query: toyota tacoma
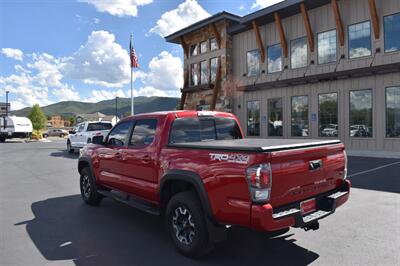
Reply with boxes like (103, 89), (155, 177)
(78, 110), (350, 257)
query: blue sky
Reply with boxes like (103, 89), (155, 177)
(0, 0), (280, 110)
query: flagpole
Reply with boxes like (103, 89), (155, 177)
(130, 33), (134, 116)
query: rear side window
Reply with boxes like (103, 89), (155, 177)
(129, 119), (158, 146)
(106, 122), (131, 146)
(87, 123), (112, 131)
(169, 117), (242, 144)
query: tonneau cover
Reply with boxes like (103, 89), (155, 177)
(168, 138), (341, 152)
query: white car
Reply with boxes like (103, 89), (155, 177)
(67, 121), (112, 153)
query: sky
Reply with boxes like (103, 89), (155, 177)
(0, 0), (283, 110)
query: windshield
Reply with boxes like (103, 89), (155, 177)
(169, 117), (242, 144)
(87, 123), (112, 131)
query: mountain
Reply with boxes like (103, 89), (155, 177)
(11, 96), (180, 117)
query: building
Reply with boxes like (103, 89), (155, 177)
(75, 112), (119, 125)
(0, 102), (10, 116)
(48, 115), (67, 128)
(165, 0), (400, 152)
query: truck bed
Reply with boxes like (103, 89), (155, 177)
(168, 138), (341, 152)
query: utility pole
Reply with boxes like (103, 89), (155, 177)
(115, 96), (118, 122)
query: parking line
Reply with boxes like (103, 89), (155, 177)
(348, 161), (400, 178)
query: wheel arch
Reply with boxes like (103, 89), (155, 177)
(160, 169), (216, 224)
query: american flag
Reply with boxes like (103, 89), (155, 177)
(130, 34), (139, 68)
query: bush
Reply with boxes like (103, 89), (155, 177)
(31, 131), (42, 140)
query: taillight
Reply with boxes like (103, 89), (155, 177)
(246, 163), (272, 204)
(343, 150), (348, 180)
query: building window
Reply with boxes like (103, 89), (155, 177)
(210, 38), (218, 51)
(291, 37), (308, 69)
(386, 86), (400, 138)
(190, 63), (199, 86)
(210, 57), (218, 83)
(384, 13), (400, 53)
(349, 21), (372, 59)
(350, 89), (373, 137)
(200, 61), (208, 84)
(267, 43), (282, 73)
(291, 95), (309, 137)
(246, 50), (260, 77)
(268, 98), (283, 137)
(318, 30), (337, 64)
(247, 101), (260, 136)
(319, 93), (338, 137)
(200, 41), (208, 54)
(190, 44), (199, 57)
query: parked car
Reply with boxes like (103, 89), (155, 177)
(350, 125), (368, 137)
(321, 124), (338, 137)
(78, 111), (350, 258)
(42, 128), (68, 138)
(67, 121), (112, 153)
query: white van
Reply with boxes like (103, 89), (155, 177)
(0, 116), (33, 142)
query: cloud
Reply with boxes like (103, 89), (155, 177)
(251, 0), (284, 9)
(150, 0), (210, 37)
(349, 47), (371, 59)
(62, 30), (131, 88)
(84, 88), (127, 102)
(1, 48), (23, 61)
(78, 0), (153, 17)
(138, 51), (183, 97)
(52, 84), (81, 101)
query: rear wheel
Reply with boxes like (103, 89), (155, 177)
(60, 133), (65, 138)
(0, 135), (5, 143)
(43, 134), (48, 138)
(80, 167), (102, 206)
(166, 192), (213, 258)
(67, 140), (74, 153)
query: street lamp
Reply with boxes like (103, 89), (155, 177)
(5, 89), (9, 117)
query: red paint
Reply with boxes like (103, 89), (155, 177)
(81, 110), (350, 232)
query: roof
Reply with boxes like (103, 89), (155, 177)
(165, 0), (332, 41)
(164, 12), (241, 44)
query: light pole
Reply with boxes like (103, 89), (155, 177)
(5, 89), (9, 117)
(115, 96), (118, 121)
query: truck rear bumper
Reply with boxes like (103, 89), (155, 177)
(250, 180), (351, 231)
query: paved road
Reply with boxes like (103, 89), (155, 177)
(0, 140), (399, 266)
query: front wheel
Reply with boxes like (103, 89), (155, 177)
(80, 167), (102, 206)
(67, 140), (74, 153)
(166, 192), (213, 258)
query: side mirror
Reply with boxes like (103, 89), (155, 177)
(92, 135), (104, 145)
(69, 130), (76, 134)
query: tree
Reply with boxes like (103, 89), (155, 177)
(69, 116), (76, 127)
(28, 104), (47, 135)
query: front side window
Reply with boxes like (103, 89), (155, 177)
(384, 13), (400, 53)
(247, 101), (260, 136)
(200, 41), (207, 54)
(210, 38), (218, 51)
(200, 60), (208, 84)
(210, 57), (218, 83)
(291, 37), (308, 69)
(267, 43), (282, 73)
(350, 89), (373, 137)
(169, 117), (242, 144)
(129, 119), (157, 146)
(190, 44), (199, 57)
(107, 121), (131, 146)
(291, 95), (309, 137)
(246, 50), (260, 77)
(349, 21), (372, 59)
(318, 30), (337, 64)
(190, 63), (199, 86)
(268, 98), (283, 137)
(319, 93), (338, 137)
(386, 87), (400, 138)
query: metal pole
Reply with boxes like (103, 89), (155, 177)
(115, 96), (118, 121)
(5, 91), (9, 116)
(131, 67), (134, 116)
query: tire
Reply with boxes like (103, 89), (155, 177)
(0, 136), (5, 143)
(67, 140), (74, 153)
(80, 167), (103, 206)
(60, 134), (65, 138)
(43, 134), (48, 138)
(166, 191), (213, 258)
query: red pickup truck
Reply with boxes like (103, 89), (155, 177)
(78, 110), (350, 257)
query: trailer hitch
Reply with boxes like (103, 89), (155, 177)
(303, 221), (319, 231)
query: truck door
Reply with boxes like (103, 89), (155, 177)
(121, 118), (158, 201)
(96, 121), (133, 190)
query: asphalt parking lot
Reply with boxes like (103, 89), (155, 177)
(0, 140), (399, 266)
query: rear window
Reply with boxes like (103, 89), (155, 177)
(169, 117), (242, 144)
(87, 123), (112, 131)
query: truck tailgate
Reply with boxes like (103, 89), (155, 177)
(269, 143), (346, 207)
